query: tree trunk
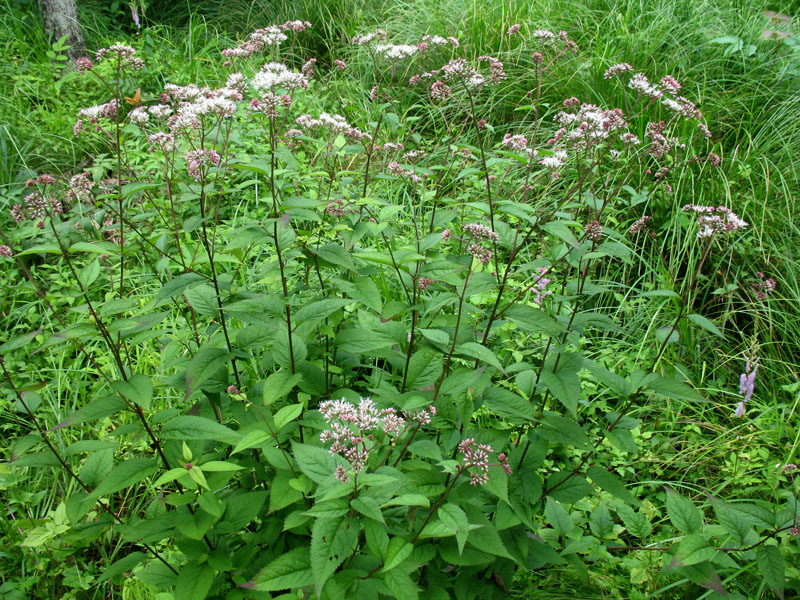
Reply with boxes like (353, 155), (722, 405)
(38, 0), (86, 62)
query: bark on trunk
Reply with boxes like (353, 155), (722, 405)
(38, 0), (86, 62)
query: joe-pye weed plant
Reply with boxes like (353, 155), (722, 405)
(1, 18), (798, 600)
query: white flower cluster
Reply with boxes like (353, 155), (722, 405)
(251, 63), (310, 94)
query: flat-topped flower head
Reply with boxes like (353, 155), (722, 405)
(252, 62), (309, 94)
(683, 204), (748, 238)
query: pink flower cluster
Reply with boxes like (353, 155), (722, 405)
(629, 215), (651, 235)
(751, 272), (777, 300)
(682, 204), (748, 238)
(186, 148), (221, 180)
(735, 358), (758, 418)
(463, 223), (499, 242)
(96, 44), (144, 70)
(457, 438), (511, 486)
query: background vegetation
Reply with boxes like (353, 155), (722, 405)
(1, 0), (798, 598)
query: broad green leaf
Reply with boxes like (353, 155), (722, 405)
(294, 298), (351, 325)
(110, 374), (153, 410)
(382, 537), (414, 572)
(454, 342), (505, 374)
(253, 547), (313, 591)
(352, 497), (385, 524)
(382, 494), (430, 508)
(540, 353), (582, 416)
(669, 534), (716, 567)
(544, 498), (573, 537)
(198, 460), (243, 472)
(161, 416), (240, 445)
(184, 347), (231, 399)
(50, 395), (127, 430)
(677, 561), (726, 596)
(710, 496), (755, 546)
(606, 428), (638, 455)
(482, 387), (533, 423)
(505, 304), (564, 337)
(311, 516), (359, 596)
(686, 313), (725, 339)
(97, 552), (146, 583)
(174, 506), (216, 539)
(538, 412), (590, 449)
(589, 503), (615, 539)
(273, 329), (307, 369)
(438, 504), (469, 554)
(757, 545), (785, 599)
(273, 403), (304, 431)
(293, 442), (344, 484)
(174, 562), (215, 600)
(232, 430), (271, 454)
(405, 349), (443, 389)
(383, 569), (419, 600)
(269, 470), (304, 513)
(365, 519), (389, 558)
(665, 487), (703, 534)
(647, 376), (705, 403)
(615, 502), (652, 539)
(85, 458), (156, 505)
(0, 329), (43, 355)
(80, 449), (114, 487)
(155, 273), (205, 301)
(335, 327), (394, 353)
(546, 473), (593, 504)
(417, 328), (449, 346)
(183, 284), (219, 316)
(587, 466), (638, 506)
(262, 371), (302, 406)
(313, 243), (356, 271)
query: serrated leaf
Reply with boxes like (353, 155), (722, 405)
(615, 502), (652, 539)
(269, 470), (304, 513)
(110, 375), (152, 410)
(232, 430), (271, 454)
(384, 568), (419, 600)
(757, 545), (784, 599)
(0, 329), (43, 355)
(382, 537), (414, 572)
(183, 284), (219, 316)
(84, 458), (156, 506)
(161, 416), (240, 445)
(665, 487), (703, 534)
(184, 347), (232, 399)
(293, 442), (345, 484)
(253, 547), (313, 591)
(273, 403), (303, 431)
(97, 551), (146, 583)
(174, 563), (215, 600)
(454, 342), (506, 374)
(589, 503), (615, 539)
(352, 497), (385, 524)
(587, 466), (638, 506)
(606, 428), (638, 455)
(262, 371), (302, 406)
(669, 534), (717, 567)
(365, 519), (389, 558)
(294, 298), (350, 325)
(311, 516), (359, 596)
(710, 496), (754, 546)
(545, 498), (573, 537)
(438, 504), (469, 554)
(482, 386), (533, 423)
(546, 473), (593, 504)
(540, 353), (582, 416)
(49, 395), (127, 431)
(538, 412), (590, 449)
(678, 561), (726, 596)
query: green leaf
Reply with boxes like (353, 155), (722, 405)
(665, 487), (703, 534)
(184, 347), (231, 399)
(313, 243), (356, 271)
(273, 403), (304, 431)
(50, 395), (127, 430)
(543, 221), (580, 249)
(80, 449), (114, 487)
(677, 561), (726, 596)
(232, 430), (271, 454)
(544, 497), (573, 537)
(97, 551), (146, 583)
(669, 534), (717, 567)
(606, 428), (638, 455)
(85, 458), (156, 505)
(198, 460), (243, 472)
(365, 518), (390, 558)
(540, 353), (582, 416)
(589, 503), (615, 539)
(253, 547), (313, 591)
(710, 496), (755, 546)
(311, 516), (359, 596)
(174, 562), (215, 600)
(614, 502), (652, 539)
(273, 329), (307, 369)
(546, 473), (593, 504)
(77, 258), (101, 289)
(505, 305), (564, 337)
(438, 504), (469, 554)
(161, 416), (240, 445)
(0, 329), (43, 355)
(382, 537), (414, 572)
(293, 442), (344, 484)
(183, 284), (219, 316)
(383, 570), (419, 600)
(335, 327), (394, 353)
(269, 470), (304, 513)
(294, 298), (351, 325)
(417, 328), (449, 346)
(647, 376), (705, 403)
(686, 313), (725, 339)
(482, 386), (533, 423)
(110, 375), (153, 410)
(352, 497), (385, 524)
(405, 349), (443, 389)
(587, 466), (638, 506)
(538, 412), (590, 449)
(757, 545), (785, 599)
(174, 506), (217, 539)
(454, 342), (506, 374)
(262, 371), (302, 406)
